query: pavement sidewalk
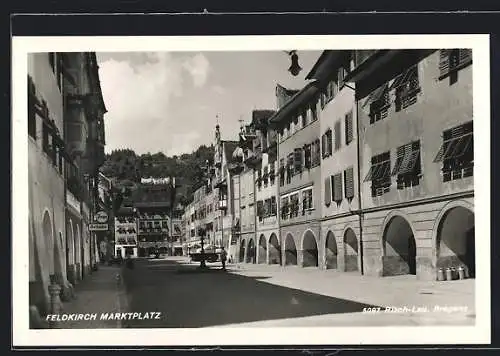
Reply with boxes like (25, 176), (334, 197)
(226, 262), (476, 325)
(55, 264), (128, 329)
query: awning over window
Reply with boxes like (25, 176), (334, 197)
(364, 160), (391, 182)
(392, 145), (420, 176)
(433, 133), (473, 162)
(361, 83), (389, 109)
(389, 66), (417, 90)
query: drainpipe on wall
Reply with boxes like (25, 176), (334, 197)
(353, 51), (365, 276)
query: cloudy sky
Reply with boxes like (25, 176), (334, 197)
(97, 50), (322, 156)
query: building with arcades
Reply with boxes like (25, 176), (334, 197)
(28, 51), (107, 324)
(344, 49), (474, 280)
(269, 81), (323, 268)
(306, 50), (362, 273)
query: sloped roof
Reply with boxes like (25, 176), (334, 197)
(223, 141), (240, 163)
(251, 109), (276, 128)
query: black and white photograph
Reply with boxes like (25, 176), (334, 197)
(12, 34), (490, 346)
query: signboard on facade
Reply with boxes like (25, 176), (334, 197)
(94, 211), (108, 223)
(141, 177), (175, 185)
(89, 223), (108, 231)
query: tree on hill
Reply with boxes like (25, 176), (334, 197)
(100, 145), (215, 207)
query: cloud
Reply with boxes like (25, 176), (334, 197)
(168, 131), (202, 156)
(98, 52), (211, 155)
(211, 85), (226, 95)
(182, 53), (210, 88)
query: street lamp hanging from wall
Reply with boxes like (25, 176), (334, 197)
(286, 50), (302, 77)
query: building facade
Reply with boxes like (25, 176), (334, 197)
(306, 50), (362, 272)
(270, 82), (323, 268)
(28, 52), (107, 321)
(345, 49), (474, 280)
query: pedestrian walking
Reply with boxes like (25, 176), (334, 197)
(220, 246), (227, 271)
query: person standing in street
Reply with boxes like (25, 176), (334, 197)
(220, 246), (227, 271)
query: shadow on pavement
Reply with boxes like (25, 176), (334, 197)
(121, 259), (381, 328)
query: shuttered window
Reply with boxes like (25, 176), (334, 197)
(439, 49), (472, 80)
(365, 151), (391, 197)
(434, 121), (474, 181)
(344, 167), (354, 199)
(326, 129), (333, 156)
(332, 174), (343, 203)
(345, 111), (353, 145)
(304, 144), (312, 169)
(334, 121), (341, 151)
(324, 177), (332, 206)
(294, 148), (303, 174)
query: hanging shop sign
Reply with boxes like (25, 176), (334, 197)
(94, 211), (109, 223)
(89, 223), (108, 231)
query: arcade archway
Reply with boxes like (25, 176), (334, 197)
(383, 216), (416, 275)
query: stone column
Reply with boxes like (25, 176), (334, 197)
(48, 284), (62, 328)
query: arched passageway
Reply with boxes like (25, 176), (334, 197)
(258, 234), (267, 264)
(246, 239), (256, 264)
(268, 233), (281, 265)
(325, 231), (338, 269)
(383, 216), (416, 276)
(343, 228), (359, 272)
(437, 206), (475, 278)
(239, 239), (246, 262)
(284, 234), (297, 266)
(302, 231), (318, 267)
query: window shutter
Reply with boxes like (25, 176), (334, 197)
(321, 134), (326, 158)
(345, 111), (353, 145)
(294, 148), (303, 172)
(334, 121), (341, 150)
(325, 177), (331, 206)
(333, 174), (343, 202)
(327, 130), (333, 155)
(439, 49), (450, 76)
(344, 167), (354, 199)
(459, 49), (472, 65)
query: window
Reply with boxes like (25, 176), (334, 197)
(392, 141), (421, 189)
(271, 196), (277, 216)
(393, 65), (420, 111)
(256, 169), (262, 190)
(439, 49), (472, 83)
(301, 111), (307, 127)
(257, 200), (264, 221)
(364, 151), (391, 197)
(332, 173), (343, 203)
(281, 197), (289, 220)
(338, 66), (347, 87)
(286, 153), (293, 183)
(345, 111), (354, 145)
(303, 144), (312, 169)
(369, 84), (390, 124)
(324, 177), (332, 207)
(42, 121), (51, 155)
(344, 167), (355, 199)
(311, 102), (318, 122)
(434, 121), (473, 181)
(311, 139), (321, 167)
(294, 148), (303, 175)
(302, 189), (313, 212)
(322, 129), (333, 159)
(263, 166), (269, 187)
(28, 76), (37, 139)
(334, 121), (342, 151)
(290, 193), (300, 218)
(279, 159), (285, 186)
(48, 53), (56, 73)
